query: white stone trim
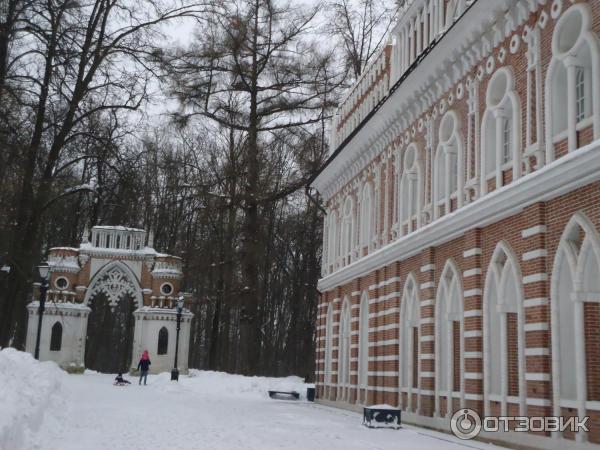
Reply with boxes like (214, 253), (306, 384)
(464, 330), (482, 338)
(524, 322), (549, 332)
(524, 297), (548, 308)
(521, 225), (547, 238)
(464, 309), (482, 318)
(421, 299), (435, 307)
(420, 281), (435, 290)
(420, 335), (435, 342)
(420, 372), (435, 378)
(526, 397), (551, 407)
(464, 352), (483, 359)
(463, 248), (482, 258)
(368, 339), (398, 347)
(523, 273), (548, 284)
(368, 276), (401, 291)
(369, 307), (399, 319)
(420, 264), (435, 272)
(369, 355), (399, 362)
(522, 249), (547, 261)
(464, 372), (483, 380)
(370, 323), (398, 333)
(525, 373), (551, 381)
(463, 268), (481, 277)
(368, 371), (397, 377)
(525, 347), (549, 356)
(464, 289), (482, 298)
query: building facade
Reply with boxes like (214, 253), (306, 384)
(310, 0), (600, 448)
(25, 226), (193, 374)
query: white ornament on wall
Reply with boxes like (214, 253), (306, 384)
(88, 265), (140, 308)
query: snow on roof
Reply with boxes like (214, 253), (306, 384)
(92, 225), (146, 232)
(49, 247), (79, 252)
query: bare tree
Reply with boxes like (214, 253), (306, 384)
(325, 0), (397, 80)
(0, 0), (208, 348)
(164, 0), (342, 375)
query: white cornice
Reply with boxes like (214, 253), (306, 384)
(317, 140), (600, 292)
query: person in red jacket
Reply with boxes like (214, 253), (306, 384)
(137, 350), (151, 385)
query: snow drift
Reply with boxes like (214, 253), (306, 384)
(0, 348), (65, 450)
(145, 369), (309, 400)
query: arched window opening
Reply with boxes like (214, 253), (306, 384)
(358, 292), (370, 402)
(338, 298), (352, 402)
(545, 4), (600, 159)
(50, 322), (62, 352)
(398, 145), (422, 235)
(360, 183), (373, 250)
(157, 327), (169, 355)
(576, 67), (586, 123)
(434, 111), (463, 219)
(481, 68), (521, 194)
(327, 210), (338, 269)
(399, 274), (420, 412)
(483, 243), (525, 417)
(324, 304), (334, 389)
(502, 118), (511, 164)
(435, 261), (464, 417)
(341, 197), (355, 265)
(551, 213), (600, 433)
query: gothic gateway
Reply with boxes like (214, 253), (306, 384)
(310, 1), (600, 448)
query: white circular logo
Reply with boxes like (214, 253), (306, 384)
(450, 408), (482, 440)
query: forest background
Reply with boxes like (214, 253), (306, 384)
(0, 0), (398, 377)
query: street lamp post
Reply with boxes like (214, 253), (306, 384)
(34, 262), (50, 360)
(171, 295), (184, 381)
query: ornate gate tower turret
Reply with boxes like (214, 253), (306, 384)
(25, 226), (194, 374)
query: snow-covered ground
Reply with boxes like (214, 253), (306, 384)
(1, 349), (507, 450)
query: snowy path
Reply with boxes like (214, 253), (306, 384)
(25, 370), (507, 450)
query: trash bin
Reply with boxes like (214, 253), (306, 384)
(307, 386), (315, 402)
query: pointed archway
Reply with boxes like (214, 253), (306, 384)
(84, 261), (142, 373)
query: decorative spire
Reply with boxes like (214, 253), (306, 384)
(147, 228), (154, 249)
(82, 223), (90, 244)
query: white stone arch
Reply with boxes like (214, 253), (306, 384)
(398, 144), (424, 235)
(358, 291), (370, 402)
(433, 110), (464, 219)
(337, 296), (352, 402)
(359, 181), (374, 250)
(480, 67), (522, 195)
(84, 260), (143, 308)
(327, 209), (338, 269)
(434, 259), (465, 417)
(341, 196), (356, 264)
(324, 303), (334, 389)
(399, 272), (421, 411)
(482, 241), (526, 417)
(545, 3), (600, 161)
(551, 212), (600, 442)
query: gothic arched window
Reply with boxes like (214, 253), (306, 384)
(50, 322), (62, 352)
(157, 327), (169, 355)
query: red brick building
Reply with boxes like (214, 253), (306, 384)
(309, 1), (600, 448)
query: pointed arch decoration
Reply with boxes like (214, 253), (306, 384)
(84, 261), (143, 308)
(324, 303), (335, 397)
(483, 241), (526, 417)
(358, 291), (370, 404)
(338, 296), (352, 402)
(551, 212), (600, 442)
(434, 259), (464, 417)
(399, 272), (420, 412)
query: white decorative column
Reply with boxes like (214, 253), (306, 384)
(130, 307), (194, 374)
(25, 302), (90, 373)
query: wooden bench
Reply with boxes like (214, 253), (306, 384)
(363, 404), (401, 429)
(268, 390), (300, 400)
